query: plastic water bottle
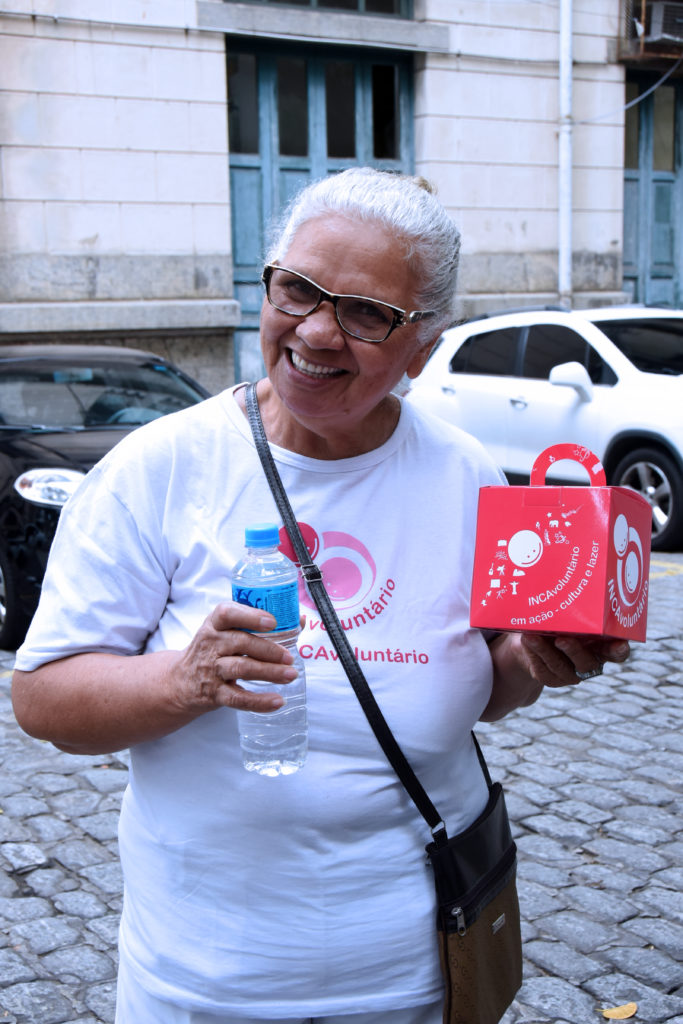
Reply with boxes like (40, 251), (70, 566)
(231, 523), (307, 776)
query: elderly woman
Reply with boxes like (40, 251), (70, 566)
(12, 168), (628, 1024)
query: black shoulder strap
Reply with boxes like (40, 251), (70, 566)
(245, 382), (491, 842)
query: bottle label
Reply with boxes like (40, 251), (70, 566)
(232, 580), (300, 631)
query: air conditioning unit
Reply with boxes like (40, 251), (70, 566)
(647, 1), (683, 43)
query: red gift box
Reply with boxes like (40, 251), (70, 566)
(470, 444), (651, 640)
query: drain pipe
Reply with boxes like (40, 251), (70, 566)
(558, 0), (573, 307)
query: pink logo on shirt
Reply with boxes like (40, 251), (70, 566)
(278, 524), (377, 612)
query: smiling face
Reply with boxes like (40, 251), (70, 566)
(258, 215), (436, 457)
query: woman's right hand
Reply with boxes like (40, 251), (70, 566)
(167, 601), (299, 716)
(12, 601), (299, 755)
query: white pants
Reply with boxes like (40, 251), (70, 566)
(115, 954), (443, 1024)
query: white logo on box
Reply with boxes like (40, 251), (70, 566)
(613, 513), (644, 607)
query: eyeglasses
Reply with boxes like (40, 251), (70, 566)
(262, 264), (437, 344)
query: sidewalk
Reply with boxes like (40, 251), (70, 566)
(495, 552), (683, 1023)
(0, 554), (681, 1023)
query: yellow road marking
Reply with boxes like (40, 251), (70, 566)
(649, 558), (683, 578)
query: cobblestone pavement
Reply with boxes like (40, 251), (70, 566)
(0, 555), (681, 1023)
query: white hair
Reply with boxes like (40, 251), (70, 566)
(266, 167), (461, 343)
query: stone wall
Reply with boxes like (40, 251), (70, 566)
(0, 0), (631, 359)
(415, 0), (627, 309)
(0, 3), (239, 383)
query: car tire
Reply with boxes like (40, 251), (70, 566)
(613, 447), (683, 552)
(0, 547), (30, 651)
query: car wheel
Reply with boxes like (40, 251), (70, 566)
(613, 447), (683, 552)
(0, 547), (30, 651)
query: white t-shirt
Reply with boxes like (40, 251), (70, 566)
(17, 386), (505, 1015)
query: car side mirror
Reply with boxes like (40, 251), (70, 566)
(549, 361), (593, 402)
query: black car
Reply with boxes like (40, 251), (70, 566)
(0, 344), (211, 650)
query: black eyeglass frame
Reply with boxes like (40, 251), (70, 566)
(262, 264), (437, 343)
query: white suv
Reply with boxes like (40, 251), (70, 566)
(407, 306), (683, 551)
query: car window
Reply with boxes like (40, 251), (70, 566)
(522, 325), (586, 379)
(449, 328), (519, 375)
(0, 360), (206, 428)
(522, 325), (617, 385)
(595, 318), (683, 375)
(586, 345), (618, 385)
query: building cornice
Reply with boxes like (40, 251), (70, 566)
(196, 1), (449, 53)
(0, 300), (241, 335)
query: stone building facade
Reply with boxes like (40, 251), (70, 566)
(1, 1), (679, 391)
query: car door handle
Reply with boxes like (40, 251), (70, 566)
(510, 396), (528, 409)
(441, 385), (457, 396)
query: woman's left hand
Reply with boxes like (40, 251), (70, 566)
(517, 632), (630, 687)
(482, 631), (631, 721)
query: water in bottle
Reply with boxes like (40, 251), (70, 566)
(231, 523), (307, 776)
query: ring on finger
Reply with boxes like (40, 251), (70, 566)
(576, 666), (603, 680)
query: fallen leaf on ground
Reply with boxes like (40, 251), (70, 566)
(601, 1003), (638, 1019)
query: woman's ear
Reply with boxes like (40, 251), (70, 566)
(405, 337), (439, 379)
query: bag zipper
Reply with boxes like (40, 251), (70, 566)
(452, 906), (467, 936)
(446, 843), (516, 936)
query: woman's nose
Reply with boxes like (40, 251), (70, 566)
(295, 301), (346, 349)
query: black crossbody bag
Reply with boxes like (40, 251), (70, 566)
(245, 383), (523, 1024)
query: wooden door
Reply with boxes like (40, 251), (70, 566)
(624, 76), (683, 307)
(227, 41), (414, 381)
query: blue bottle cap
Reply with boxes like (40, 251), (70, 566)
(245, 523), (280, 548)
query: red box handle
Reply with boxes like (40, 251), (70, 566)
(529, 444), (606, 487)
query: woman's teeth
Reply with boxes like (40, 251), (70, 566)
(291, 351), (343, 377)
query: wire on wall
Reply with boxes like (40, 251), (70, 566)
(575, 55), (683, 125)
